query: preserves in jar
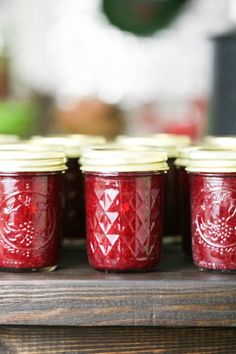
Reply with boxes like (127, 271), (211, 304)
(80, 146), (168, 272)
(187, 148), (236, 272)
(0, 144), (66, 271)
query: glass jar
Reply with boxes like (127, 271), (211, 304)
(116, 134), (191, 237)
(175, 146), (199, 259)
(31, 135), (106, 243)
(187, 148), (236, 272)
(80, 146), (168, 272)
(0, 144), (66, 271)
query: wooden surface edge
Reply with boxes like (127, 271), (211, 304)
(0, 326), (235, 353)
(0, 279), (235, 326)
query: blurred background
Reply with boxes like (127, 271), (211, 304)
(0, 0), (236, 140)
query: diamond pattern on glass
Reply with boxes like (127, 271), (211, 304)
(85, 174), (164, 269)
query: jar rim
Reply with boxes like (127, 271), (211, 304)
(0, 144), (67, 172)
(0, 134), (20, 143)
(31, 134), (106, 158)
(175, 146), (200, 167)
(80, 146), (169, 172)
(175, 145), (220, 167)
(202, 135), (236, 147)
(116, 134), (191, 158)
(186, 148), (236, 172)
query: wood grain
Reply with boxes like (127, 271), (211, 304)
(0, 326), (235, 354)
(0, 245), (235, 327)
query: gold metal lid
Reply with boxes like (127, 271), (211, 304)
(175, 145), (204, 167)
(80, 145), (168, 172)
(116, 134), (191, 158)
(186, 148), (236, 172)
(152, 133), (191, 145)
(202, 135), (236, 147)
(0, 144), (67, 172)
(0, 134), (20, 143)
(11, 141), (65, 152)
(31, 135), (106, 158)
(80, 142), (166, 154)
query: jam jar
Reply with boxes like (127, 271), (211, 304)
(175, 146), (200, 259)
(0, 144), (66, 271)
(116, 134), (191, 237)
(187, 148), (236, 272)
(80, 146), (168, 272)
(31, 135), (106, 243)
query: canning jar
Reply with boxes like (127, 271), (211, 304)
(187, 148), (236, 272)
(80, 146), (168, 272)
(31, 135), (106, 242)
(116, 134), (191, 237)
(175, 146), (199, 258)
(0, 144), (66, 271)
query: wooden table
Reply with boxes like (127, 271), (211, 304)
(0, 244), (236, 353)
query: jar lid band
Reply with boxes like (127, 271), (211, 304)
(116, 134), (191, 158)
(0, 134), (20, 143)
(31, 135), (106, 158)
(0, 144), (67, 172)
(175, 145), (208, 167)
(186, 148), (236, 172)
(80, 146), (169, 172)
(203, 135), (236, 147)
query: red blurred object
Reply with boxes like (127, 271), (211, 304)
(163, 99), (208, 141)
(138, 98), (208, 141)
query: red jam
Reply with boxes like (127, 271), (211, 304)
(163, 158), (180, 236)
(190, 172), (236, 271)
(30, 135), (106, 242)
(62, 158), (86, 240)
(0, 172), (63, 270)
(84, 172), (165, 271)
(178, 166), (191, 258)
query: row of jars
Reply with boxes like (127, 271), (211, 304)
(0, 133), (235, 273)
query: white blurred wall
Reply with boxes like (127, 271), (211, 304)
(2, 0), (233, 106)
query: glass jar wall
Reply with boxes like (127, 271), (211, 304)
(116, 134), (191, 237)
(31, 135), (106, 242)
(187, 148), (236, 272)
(175, 146), (199, 259)
(80, 146), (168, 272)
(0, 144), (66, 271)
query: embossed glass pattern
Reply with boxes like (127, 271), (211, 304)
(190, 173), (236, 272)
(84, 172), (165, 272)
(0, 172), (63, 271)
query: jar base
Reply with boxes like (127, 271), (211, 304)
(91, 265), (159, 273)
(0, 265), (58, 273)
(199, 267), (236, 274)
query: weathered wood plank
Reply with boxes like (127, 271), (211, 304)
(0, 327), (235, 354)
(0, 246), (235, 327)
